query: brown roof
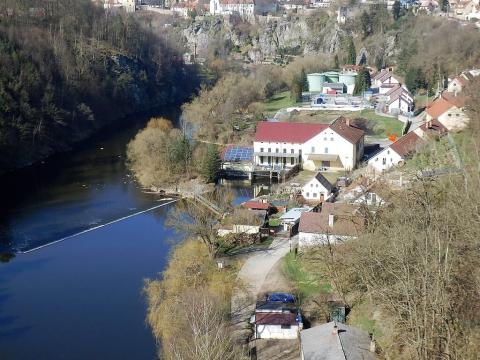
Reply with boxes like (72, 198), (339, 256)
(220, 0), (254, 4)
(441, 91), (466, 108)
(419, 119), (448, 135)
(454, 75), (469, 86)
(426, 97), (455, 119)
(242, 201), (270, 210)
(330, 116), (365, 144)
(390, 131), (426, 157)
(299, 203), (364, 237)
(255, 312), (297, 325)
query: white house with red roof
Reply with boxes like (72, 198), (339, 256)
(384, 85), (414, 114)
(209, 0), (254, 18)
(372, 69), (401, 89)
(426, 92), (468, 131)
(253, 117), (364, 172)
(368, 131), (426, 173)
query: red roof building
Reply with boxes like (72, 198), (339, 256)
(254, 122), (329, 143)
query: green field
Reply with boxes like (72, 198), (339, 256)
(283, 252), (331, 304)
(263, 91), (296, 114)
(354, 110), (404, 138)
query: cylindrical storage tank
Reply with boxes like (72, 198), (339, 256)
(324, 71), (339, 83)
(307, 73), (325, 92)
(339, 73), (357, 86)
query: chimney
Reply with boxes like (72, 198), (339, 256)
(332, 323), (338, 335)
(346, 118), (350, 127)
(427, 119), (432, 129)
(328, 214), (335, 227)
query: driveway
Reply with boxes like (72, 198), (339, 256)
(231, 237), (296, 341)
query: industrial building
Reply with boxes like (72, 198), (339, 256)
(307, 71), (358, 95)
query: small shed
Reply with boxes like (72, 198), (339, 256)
(280, 207), (312, 232)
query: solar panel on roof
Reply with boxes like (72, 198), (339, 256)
(223, 146), (253, 162)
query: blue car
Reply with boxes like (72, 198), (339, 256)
(266, 292), (296, 303)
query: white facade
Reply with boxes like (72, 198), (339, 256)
(368, 147), (403, 173)
(253, 128), (362, 172)
(436, 107), (469, 131)
(387, 95), (413, 114)
(209, 0), (254, 18)
(299, 232), (354, 247)
(373, 72), (400, 88)
(255, 324), (300, 339)
(301, 177), (332, 202)
(103, 0), (136, 12)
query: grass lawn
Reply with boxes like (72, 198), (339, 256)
(283, 252), (331, 303)
(263, 90), (296, 114)
(353, 109), (404, 138)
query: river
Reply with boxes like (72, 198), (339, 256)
(0, 109), (254, 359)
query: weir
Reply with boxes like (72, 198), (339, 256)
(19, 199), (178, 254)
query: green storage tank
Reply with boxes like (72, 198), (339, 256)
(324, 71), (340, 83)
(339, 73), (357, 86)
(307, 73), (325, 92)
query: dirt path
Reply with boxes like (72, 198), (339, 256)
(231, 236), (297, 342)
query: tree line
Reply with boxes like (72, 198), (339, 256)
(0, 0), (199, 173)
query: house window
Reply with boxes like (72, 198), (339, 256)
(448, 113), (452, 117)
(260, 156), (264, 163)
(325, 147), (328, 154)
(313, 193), (317, 198)
(382, 158), (386, 165)
(281, 325), (291, 329)
(310, 184), (313, 187)
(276, 148), (279, 153)
(387, 150), (390, 155)
(283, 149), (287, 153)
(306, 192), (310, 197)
(316, 184), (318, 187)
(330, 137), (334, 141)
(311, 146), (315, 153)
(291, 149), (294, 153)
(260, 148), (264, 153)
(275, 158), (279, 164)
(324, 137), (327, 141)
(375, 158), (378, 161)
(268, 148), (271, 152)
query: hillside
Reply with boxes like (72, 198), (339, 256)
(0, 0), (199, 173)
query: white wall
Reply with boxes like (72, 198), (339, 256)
(368, 147), (403, 172)
(302, 129), (356, 171)
(256, 324), (299, 339)
(299, 232), (354, 247)
(253, 141), (302, 167)
(301, 177), (331, 201)
(438, 107), (469, 131)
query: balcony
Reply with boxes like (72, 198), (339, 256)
(253, 152), (300, 158)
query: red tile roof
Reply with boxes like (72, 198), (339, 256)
(330, 116), (365, 144)
(426, 98), (455, 119)
(254, 121), (328, 143)
(390, 131), (426, 157)
(441, 91), (466, 108)
(255, 312), (298, 325)
(242, 201), (270, 210)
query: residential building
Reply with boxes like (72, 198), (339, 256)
(426, 92), (468, 131)
(368, 131), (426, 173)
(337, 6), (347, 23)
(372, 69), (401, 88)
(253, 301), (302, 339)
(298, 203), (364, 247)
(310, 0), (331, 7)
(278, 0), (310, 10)
(385, 85), (414, 114)
(209, 0), (254, 18)
(300, 322), (376, 360)
(301, 172), (333, 203)
(413, 118), (448, 139)
(253, 117), (365, 172)
(280, 207), (312, 232)
(342, 185), (385, 206)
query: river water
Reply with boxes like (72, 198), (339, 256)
(0, 109), (254, 359)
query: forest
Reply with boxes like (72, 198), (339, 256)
(0, 0), (199, 173)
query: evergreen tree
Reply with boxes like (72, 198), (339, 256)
(392, 1), (402, 21)
(346, 37), (356, 65)
(300, 69), (309, 92)
(353, 67), (371, 95)
(201, 144), (221, 183)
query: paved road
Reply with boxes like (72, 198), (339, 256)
(231, 237), (296, 341)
